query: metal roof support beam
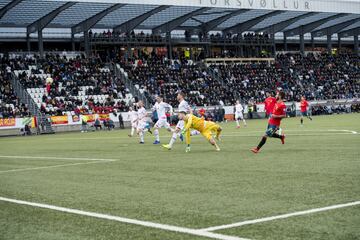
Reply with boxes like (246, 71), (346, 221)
(327, 34), (332, 53)
(311, 35), (315, 48)
(71, 33), (75, 51)
(300, 33), (304, 55)
(285, 13), (348, 37)
(38, 30), (44, 59)
(27, 35), (31, 52)
(355, 35), (359, 56)
(84, 31), (90, 56)
(113, 6), (170, 33)
(256, 12), (317, 34)
(338, 27), (360, 37)
(27, 2), (76, 35)
(223, 10), (284, 34)
(152, 7), (210, 34)
(284, 35), (287, 51)
(0, 0), (23, 19)
(71, 4), (125, 34)
(311, 18), (360, 38)
(199, 9), (250, 33)
(272, 33), (276, 56)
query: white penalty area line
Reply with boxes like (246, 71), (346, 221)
(2, 129), (357, 142)
(8, 131), (356, 142)
(0, 160), (114, 174)
(327, 129), (358, 134)
(0, 197), (249, 240)
(0, 155), (117, 174)
(0, 155), (118, 161)
(200, 200), (360, 232)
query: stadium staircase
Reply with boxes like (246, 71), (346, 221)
(206, 63), (242, 100)
(10, 74), (54, 135)
(112, 63), (151, 108)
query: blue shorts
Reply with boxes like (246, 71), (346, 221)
(301, 111), (308, 117)
(265, 124), (279, 137)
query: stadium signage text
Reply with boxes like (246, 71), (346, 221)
(198, 0), (310, 10)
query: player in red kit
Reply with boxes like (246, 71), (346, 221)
(264, 92), (276, 118)
(251, 91), (286, 154)
(300, 96), (312, 125)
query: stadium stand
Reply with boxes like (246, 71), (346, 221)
(0, 62), (31, 118)
(4, 54), (133, 116)
(122, 52), (359, 105)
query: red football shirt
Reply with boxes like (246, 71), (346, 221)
(300, 100), (308, 112)
(268, 101), (286, 126)
(264, 97), (276, 114)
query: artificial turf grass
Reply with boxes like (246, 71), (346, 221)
(0, 113), (359, 239)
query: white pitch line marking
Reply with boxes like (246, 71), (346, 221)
(0, 155), (117, 161)
(200, 200), (360, 232)
(0, 129), (358, 142)
(0, 196), (249, 240)
(327, 129), (358, 134)
(0, 160), (114, 174)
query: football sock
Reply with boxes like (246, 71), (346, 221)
(139, 131), (144, 142)
(154, 129), (159, 141)
(169, 133), (177, 147)
(257, 136), (267, 149)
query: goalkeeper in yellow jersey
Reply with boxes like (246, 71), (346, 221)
(178, 111), (222, 152)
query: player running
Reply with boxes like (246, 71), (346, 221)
(234, 100), (247, 128)
(300, 96), (312, 125)
(152, 95), (173, 144)
(251, 91), (286, 154)
(136, 101), (149, 144)
(178, 112), (222, 152)
(162, 92), (199, 150)
(127, 107), (138, 137)
(264, 91), (277, 118)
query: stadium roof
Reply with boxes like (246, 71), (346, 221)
(0, 0), (359, 37)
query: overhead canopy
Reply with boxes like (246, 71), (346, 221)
(0, 0), (359, 37)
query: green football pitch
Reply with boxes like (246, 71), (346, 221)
(1, 114), (359, 240)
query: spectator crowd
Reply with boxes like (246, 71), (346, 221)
(0, 51), (359, 120)
(2, 54), (132, 116)
(123, 52), (359, 107)
(0, 61), (31, 118)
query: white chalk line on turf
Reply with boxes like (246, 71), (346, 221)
(200, 200), (360, 232)
(0, 160), (115, 174)
(5, 129), (357, 141)
(327, 129), (358, 134)
(0, 155), (117, 161)
(0, 197), (249, 240)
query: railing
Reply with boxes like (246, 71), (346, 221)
(7, 51), (83, 59)
(88, 35), (272, 45)
(10, 73), (54, 134)
(113, 63), (151, 108)
(204, 57), (275, 65)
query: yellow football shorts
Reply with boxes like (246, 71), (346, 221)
(201, 121), (220, 141)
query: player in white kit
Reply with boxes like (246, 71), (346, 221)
(152, 95), (173, 144)
(162, 92), (199, 150)
(127, 107), (138, 137)
(136, 101), (148, 144)
(235, 100), (247, 128)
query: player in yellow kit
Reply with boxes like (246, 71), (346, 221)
(178, 111), (222, 152)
